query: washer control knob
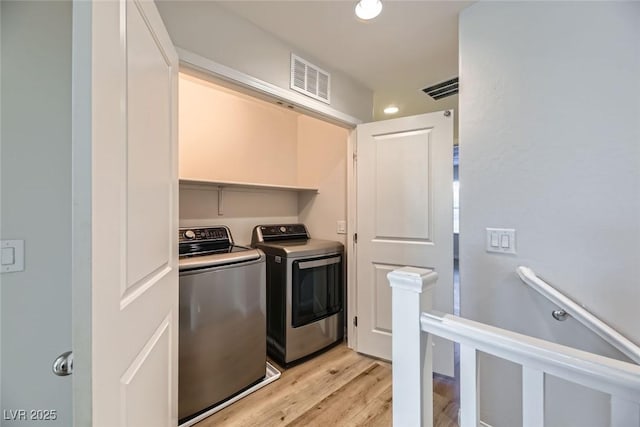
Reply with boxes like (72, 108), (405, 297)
(279, 226), (287, 233)
(184, 230), (196, 240)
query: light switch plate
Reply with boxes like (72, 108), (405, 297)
(1, 247), (15, 265)
(337, 220), (347, 235)
(1, 240), (25, 273)
(486, 228), (516, 254)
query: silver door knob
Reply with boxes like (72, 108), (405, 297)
(52, 351), (73, 376)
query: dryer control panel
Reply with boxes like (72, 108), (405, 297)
(252, 224), (309, 243)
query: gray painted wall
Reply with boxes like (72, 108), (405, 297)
(156, 1), (373, 123)
(459, 2), (640, 426)
(1, 2), (72, 425)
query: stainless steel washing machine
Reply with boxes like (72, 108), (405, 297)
(179, 226), (265, 424)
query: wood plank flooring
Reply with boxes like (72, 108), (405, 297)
(194, 343), (459, 427)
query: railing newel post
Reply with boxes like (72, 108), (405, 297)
(388, 267), (438, 427)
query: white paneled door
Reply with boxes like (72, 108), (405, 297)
(355, 112), (454, 375)
(75, 1), (179, 425)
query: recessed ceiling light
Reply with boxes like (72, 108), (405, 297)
(383, 106), (399, 115)
(355, 0), (382, 20)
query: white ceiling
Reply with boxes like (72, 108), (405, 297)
(217, 0), (472, 121)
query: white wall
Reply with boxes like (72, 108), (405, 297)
(459, 2), (640, 426)
(297, 115), (349, 245)
(179, 73), (299, 186)
(179, 186), (299, 246)
(156, 1), (373, 123)
(1, 1), (72, 425)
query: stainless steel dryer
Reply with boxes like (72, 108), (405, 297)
(252, 224), (344, 366)
(178, 226), (265, 424)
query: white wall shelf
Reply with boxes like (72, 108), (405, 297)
(179, 178), (318, 193)
(179, 179), (318, 216)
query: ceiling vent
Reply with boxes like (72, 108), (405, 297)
(290, 54), (331, 104)
(422, 77), (459, 100)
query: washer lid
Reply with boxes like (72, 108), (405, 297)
(179, 246), (263, 271)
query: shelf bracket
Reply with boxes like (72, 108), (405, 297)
(217, 186), (224, 216)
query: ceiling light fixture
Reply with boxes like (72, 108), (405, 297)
(383, 106), (399, 115)
(355, 0), (382, 20)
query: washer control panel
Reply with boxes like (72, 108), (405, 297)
(179, 227), (230, 243)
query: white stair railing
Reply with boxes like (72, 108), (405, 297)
(517, 266), (640, 365)
(389, 267), (640, 427)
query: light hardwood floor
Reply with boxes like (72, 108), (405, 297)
(194, 343), (459, 427)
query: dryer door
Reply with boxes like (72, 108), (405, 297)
(291, 254), (343, 328)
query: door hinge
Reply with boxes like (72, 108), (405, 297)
(353, 316), (358, 327)
(354, 233), (357, 243)
(353, 153), (357, 162)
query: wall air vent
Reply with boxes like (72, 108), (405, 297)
(290, 54), (331, 104)
(422, 77), (459, 100)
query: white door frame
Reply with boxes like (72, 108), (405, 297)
(346, 130), (358, 348)
(71, 1), (93, 422)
